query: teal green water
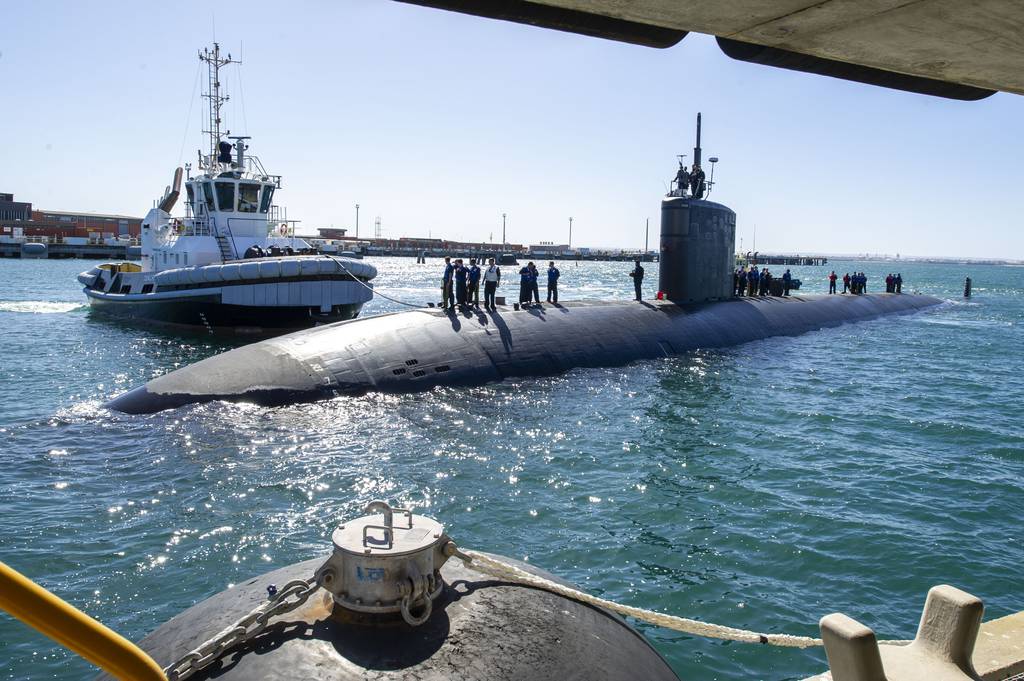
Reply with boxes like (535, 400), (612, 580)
(0, 257), (1021, 680)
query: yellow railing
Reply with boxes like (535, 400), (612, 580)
(0, 560), (165, 680)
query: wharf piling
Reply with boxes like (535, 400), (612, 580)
(0, 240), (141, 260)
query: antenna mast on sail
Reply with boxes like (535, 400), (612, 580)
(693, 112), (702, 168)
(199, 43), (240, 171)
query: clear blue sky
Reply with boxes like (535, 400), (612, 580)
(3, 0), (1022, 258)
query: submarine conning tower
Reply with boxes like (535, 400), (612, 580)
(659, 112), (737, 303)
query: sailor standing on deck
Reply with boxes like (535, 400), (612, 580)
(828, 271), (837, 294)
(782, 269), (792, 296)
(529, 262), (541, 304)
(519, 263), (532, 305)
(483, 258), (500, 310)
(547, 261), (560, 303)
(747, 266), (759, 297)
(630, 259), (644, 301)
(690, 164), (706, 199)
(674, 163), (690, 197)
(454, 259), (468, 307)
(468, 259), (481, 307)
(895, 273), (903, 293)
(442, 257), (454, 310)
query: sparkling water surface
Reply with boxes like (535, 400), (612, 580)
(0, 257), (1021, 680)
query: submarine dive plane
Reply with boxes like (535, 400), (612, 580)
(107, 114), (941, 414)
(78, 43), (376, 335)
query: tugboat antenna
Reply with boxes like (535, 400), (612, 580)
(199, 43), (240, 171)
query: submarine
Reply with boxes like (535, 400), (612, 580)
(108, 115), (942, 415)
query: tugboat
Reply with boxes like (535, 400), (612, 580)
(77, 43), (376, 336)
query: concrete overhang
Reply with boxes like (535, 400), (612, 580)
(398, 1), (1024, 99)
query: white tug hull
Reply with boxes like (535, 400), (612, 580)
(79, 255), (375, 335)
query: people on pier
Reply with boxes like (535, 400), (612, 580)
(483, 258), (501, 310)
(782, 269), (792, 296)
(828, 271), (837, 294)
(442, 257), (454, 310)
(630, 259), (644, 300)
(547, 261), (560, 303)
(454, 259), (469, 307)
(468, 258), (481, 307)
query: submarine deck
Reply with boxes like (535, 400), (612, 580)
(108, 292), (942, 414)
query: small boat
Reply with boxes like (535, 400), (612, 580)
(78, 43), (375, 336)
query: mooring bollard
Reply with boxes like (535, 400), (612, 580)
(820, 585), (983, 681)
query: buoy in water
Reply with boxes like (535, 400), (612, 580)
(21, 242), (47, 259)
(99, 502), (679, 681)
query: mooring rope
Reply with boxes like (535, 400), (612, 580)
(458, 549), (910, 649)
(321, 254), (426, 309)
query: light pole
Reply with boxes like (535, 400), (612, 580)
(355, 203), (360, 238)
(502, 213), (506, 247)
(568, 216), (573, 250)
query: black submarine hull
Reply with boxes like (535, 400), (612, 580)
(107, 293), (941, 414)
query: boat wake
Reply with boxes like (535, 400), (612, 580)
(0, 300), (84, 314)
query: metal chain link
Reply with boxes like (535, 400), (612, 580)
(164, 576), (322, 681)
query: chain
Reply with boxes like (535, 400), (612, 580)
(164, 576), (322, 681)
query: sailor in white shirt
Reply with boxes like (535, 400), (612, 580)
(483, 259), (501, 311)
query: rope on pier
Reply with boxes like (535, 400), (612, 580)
(457, 549), (911, 649)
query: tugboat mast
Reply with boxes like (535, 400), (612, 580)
(199, 43), (240, 172)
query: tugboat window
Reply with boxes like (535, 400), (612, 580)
(238, 183), (260, 213)
(259, 185), (274, 214)
(215, 182), (235, 212)
(202, 182), (216, 212)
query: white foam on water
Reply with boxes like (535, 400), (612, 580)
(0, 300), (83, 314)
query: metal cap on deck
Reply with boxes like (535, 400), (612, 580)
(319, 500), (451, 626)
(331, 501), (445, 558)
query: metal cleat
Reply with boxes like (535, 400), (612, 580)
(820, 585), (984, 681)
